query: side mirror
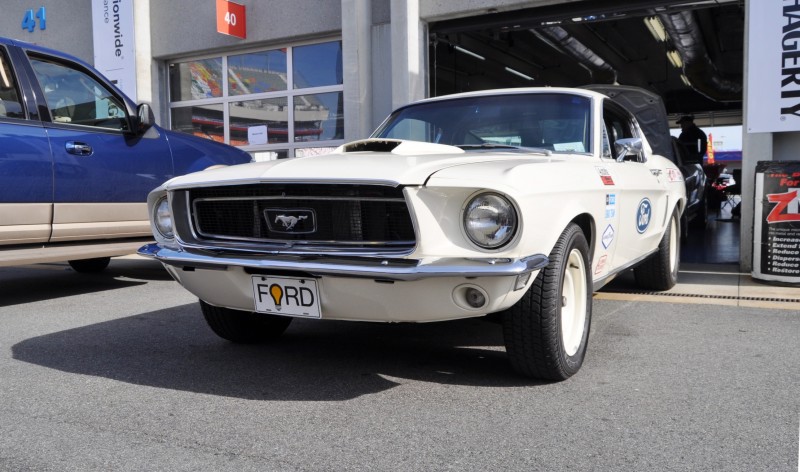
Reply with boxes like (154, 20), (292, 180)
(614, 137), (644, 162)
(131, 102), (155, 135)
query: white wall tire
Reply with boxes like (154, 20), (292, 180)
(502, 223), (592, 380)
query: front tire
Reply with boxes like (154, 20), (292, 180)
(634, 209), (680, 290)
(200, 300), (292, 343)
(502, 223), (592, 381)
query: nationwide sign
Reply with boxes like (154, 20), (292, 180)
(747, 0), (800, 133)
(91, 0), (137, 102)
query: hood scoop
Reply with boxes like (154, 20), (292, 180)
(340, 139), (464, 156)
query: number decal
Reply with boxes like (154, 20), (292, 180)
(36, 7), (46, 30)
(225, 11), (237, 26)
(21, 9), (35, 32)
(21, 7), (46, 32)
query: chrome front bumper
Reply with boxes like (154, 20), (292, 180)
(138, 243), (549, 282)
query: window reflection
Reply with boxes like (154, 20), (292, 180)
(229, 97), (288, 146)
(171, 104), (225, 142)
(169, 58), (223, 101)
(252, 150), (289, 161)
(292, 41), (342, 89)
(228, 50), (287, 96)
(294, 92), (344, 142)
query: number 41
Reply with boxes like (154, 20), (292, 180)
(22, 7), (47, 33)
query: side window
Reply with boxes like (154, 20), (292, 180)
(603, 106), (640, 161)
(29, 56), (127, 131)
(0, 48), (25, 119)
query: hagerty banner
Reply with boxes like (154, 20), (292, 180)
(747, 0), (800, 133)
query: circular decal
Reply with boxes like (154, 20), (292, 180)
(636, 198), (652, 234)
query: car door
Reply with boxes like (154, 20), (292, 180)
(25, 52), (174, 243)
(601, 103), (669, 271)
(0, 44), (53, 246)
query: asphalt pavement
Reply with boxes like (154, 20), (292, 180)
(0, 257), (797, 471)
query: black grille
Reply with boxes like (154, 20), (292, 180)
(188, 184), (415, 248)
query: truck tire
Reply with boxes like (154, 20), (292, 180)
(199, 300), (292, 343)
(502, 223), (592, 381)
(68, 257), (111, 273)
(634, 209), (680, 290)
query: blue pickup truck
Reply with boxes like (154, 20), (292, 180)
(0, 37), (250, 272)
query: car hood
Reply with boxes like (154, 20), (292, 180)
(162, 139), (562, 189)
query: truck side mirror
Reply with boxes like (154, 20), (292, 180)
(131, 102), (155, 135)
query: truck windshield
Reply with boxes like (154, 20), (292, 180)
(372, 93), (592, 154)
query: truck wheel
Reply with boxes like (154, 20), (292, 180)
(634, 209), (680, 290)
(502, 223), (592, 381)
(68, 257), (111, 273)
(199, 300), (292, 343)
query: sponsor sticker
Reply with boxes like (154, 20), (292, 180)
(602, 224), (615, 249)
(596, 166), (615, 185)
(605, 193), (617, 219)
(594, 254), (608, 275)
(667, 168), (683, 182)
(636, 198), (652, 233)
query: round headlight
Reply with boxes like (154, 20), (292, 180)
(463, 192), (517, 249)
(154, 197), (174, 239)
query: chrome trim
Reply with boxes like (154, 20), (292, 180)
(138, 244), (549, 281)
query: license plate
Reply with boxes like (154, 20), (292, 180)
(251, 275), (321, 319)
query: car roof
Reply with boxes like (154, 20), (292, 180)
(0, 36), (90, 68)
(405, 87), (604, 107)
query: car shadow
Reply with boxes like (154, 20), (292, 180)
(0, 258), (173, 307)
(12, 303), (546, 401)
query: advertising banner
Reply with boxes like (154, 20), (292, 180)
(91, 0), (137, 102)
(752, 161), (800, 285)
(747, 2), (800, 133)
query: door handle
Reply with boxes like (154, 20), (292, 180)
(66, 141), (93, 156)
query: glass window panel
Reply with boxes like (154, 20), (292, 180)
(252, 150), (288, 162)
(169, 58), (223, 101)
(294, 92), (344, 142)
(0, 49), (25, 119)
(230, 97), (288, 146)
(228, 50), (287, 96)
(30, 57), (127, 131)
(170, 104), (224, 142)
(292, 41), (342, 89)
(295, 147), (336, 157)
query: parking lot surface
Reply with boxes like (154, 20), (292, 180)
(0, 258), (798, 471)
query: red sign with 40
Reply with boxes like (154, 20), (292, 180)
(216, 0), (246, 39)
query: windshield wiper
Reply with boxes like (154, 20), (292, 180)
(457, 143), (552, 155)
(457, 143), (520, 150)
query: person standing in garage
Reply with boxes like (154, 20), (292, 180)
(676, 115), (707, 163)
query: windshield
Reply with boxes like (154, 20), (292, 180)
(372, 93), (592, 154)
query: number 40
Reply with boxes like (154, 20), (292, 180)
(22, 7), (47, 33)
(225, 11), (237, 26)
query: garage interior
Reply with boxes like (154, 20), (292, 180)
(429, 0), (745, 265)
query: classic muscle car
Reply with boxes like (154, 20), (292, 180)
(140, 87), (686, 380)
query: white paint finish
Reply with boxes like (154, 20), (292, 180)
(0, 204), (52, 245)
(0, 240), (147, 267)
(50, 202), (149, 241)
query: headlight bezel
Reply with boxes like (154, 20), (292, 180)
(462, 191), (519, 250)
(153, 195), (175, 240)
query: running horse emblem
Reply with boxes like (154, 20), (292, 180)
(275, 214), (308, 231)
